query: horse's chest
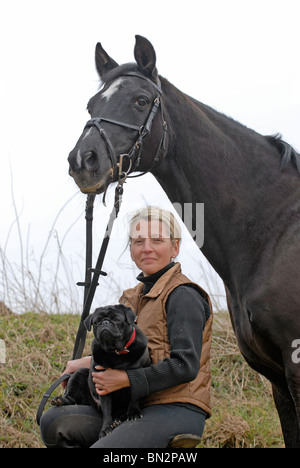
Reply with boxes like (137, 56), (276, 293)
(230, 303), (284, 378)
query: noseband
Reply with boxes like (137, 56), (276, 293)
(84, 72), (167, 182)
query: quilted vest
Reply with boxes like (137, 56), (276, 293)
(119, 263), (213, 416)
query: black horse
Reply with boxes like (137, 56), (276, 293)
(68, 36), (300, 447)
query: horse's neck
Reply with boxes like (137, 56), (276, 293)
(154, 82), (295, 282)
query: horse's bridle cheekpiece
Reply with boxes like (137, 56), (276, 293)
(84, 71), (167, 185)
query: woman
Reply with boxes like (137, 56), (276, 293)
(40, 206), (213, 448)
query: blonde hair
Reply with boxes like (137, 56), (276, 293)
(129, 206), (181, 244)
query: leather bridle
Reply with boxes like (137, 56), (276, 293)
(83, 71), (168, 183)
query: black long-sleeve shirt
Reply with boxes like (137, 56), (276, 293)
(126, 263), (210, 414)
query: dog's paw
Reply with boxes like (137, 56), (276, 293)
(111, 418), (122, 428)
(99, 419), (122, 439)
(51, 395), (75, 406)
(127, 411), (142, 421)
(99, 425), (112, 438)
(51, 396), (66, 407)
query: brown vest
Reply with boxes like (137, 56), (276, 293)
(119, 263), (213, 416)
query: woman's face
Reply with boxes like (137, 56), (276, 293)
(130, 219), (180, 276)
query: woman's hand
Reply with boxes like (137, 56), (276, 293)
(60, 356), (91, 388)
(92, 367), (130, 395)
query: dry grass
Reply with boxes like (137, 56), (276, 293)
(200, 313), (284, 448)
(0, 307), (284, 448)
(0, 309), (92, 448)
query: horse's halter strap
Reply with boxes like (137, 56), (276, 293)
(84, 72), (167, 182)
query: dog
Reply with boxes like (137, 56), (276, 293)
(51, 304), (151, 438)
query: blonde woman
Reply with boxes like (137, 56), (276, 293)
(40, 207), (213, 448)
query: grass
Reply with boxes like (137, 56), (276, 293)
(200, 313), (284, 448)
(0, 306), (284, 448)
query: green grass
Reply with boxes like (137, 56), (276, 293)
(0, 310), (284, 448)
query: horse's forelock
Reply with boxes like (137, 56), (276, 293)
(99, 63), (139, 89)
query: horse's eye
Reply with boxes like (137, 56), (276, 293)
(136, 97), (148, 107)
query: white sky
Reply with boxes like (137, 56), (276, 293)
(0, 0), (299, 313)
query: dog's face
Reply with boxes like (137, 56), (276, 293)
(84, 304), (136, 353)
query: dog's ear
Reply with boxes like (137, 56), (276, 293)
(119, 304), (136, 325)
(84, 307), (109, 331)
(84, 313), (94, 331)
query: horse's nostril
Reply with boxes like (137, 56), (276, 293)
(82, 151), (99, 171)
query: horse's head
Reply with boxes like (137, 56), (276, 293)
(68, 35), (168, 194)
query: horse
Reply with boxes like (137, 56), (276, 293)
(68, 35), (300, 447)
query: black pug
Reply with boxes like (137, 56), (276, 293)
(51, 304), (151, 438)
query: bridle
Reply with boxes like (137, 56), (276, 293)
(83, 71), (168, 185)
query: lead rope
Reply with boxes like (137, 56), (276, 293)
(72, 182), (124, 360)
(37, 173), (126, 426)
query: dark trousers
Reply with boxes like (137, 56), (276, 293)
(40, 403), (206, 448)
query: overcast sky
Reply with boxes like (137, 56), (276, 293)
(0, 0), (299, 313)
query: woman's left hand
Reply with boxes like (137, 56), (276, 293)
(92, 366), (130, 395)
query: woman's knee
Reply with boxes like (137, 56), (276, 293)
(40, 405), (102, 448)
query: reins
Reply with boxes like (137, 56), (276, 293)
(36, 71), (166, 426)
(72, 182), (124, 360)
(36, 179), (125, 425)
(70, 73), (167, 357)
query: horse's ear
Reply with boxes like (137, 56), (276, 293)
(134, 35), (157, 79)
(95, 42), (119, 78)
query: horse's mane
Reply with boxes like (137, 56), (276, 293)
(266, 134), (300, 174)
(98, 65), (300, 176)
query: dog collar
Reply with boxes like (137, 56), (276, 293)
(114, 329), (136, 355)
